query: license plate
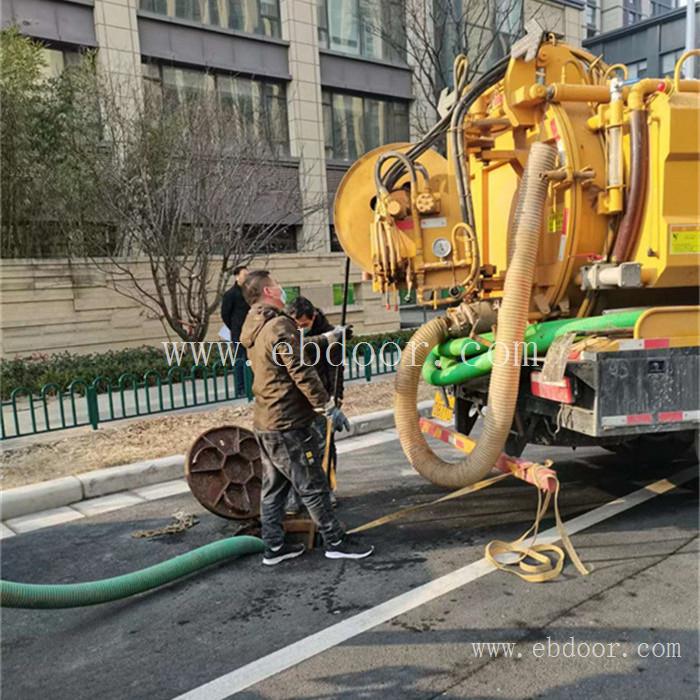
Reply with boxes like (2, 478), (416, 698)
(432, 391), (455, 422)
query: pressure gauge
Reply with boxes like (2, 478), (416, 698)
(432, 237), (452, 259)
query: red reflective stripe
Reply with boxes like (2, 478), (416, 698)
(627, 413), (653, 425)
(530, 373), (574, 404)
(643, 338), (669, 349)
(395, 219), (413, 230)
(658, 411), (683, 423)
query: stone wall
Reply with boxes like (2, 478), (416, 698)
(0, 255), (399, 357)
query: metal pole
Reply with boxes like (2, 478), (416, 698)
(332, 256), (351, 404)
(686, 0), (697, 79)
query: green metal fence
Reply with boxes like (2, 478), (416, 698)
(1, 343), (402, 440)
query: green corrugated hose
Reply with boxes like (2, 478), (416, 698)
(0, 535), (264, 609)
(422, 309), (645, 386)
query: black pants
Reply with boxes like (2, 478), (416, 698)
(256, 420), (345, 550)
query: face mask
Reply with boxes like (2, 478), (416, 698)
(279, 288), (287, 304)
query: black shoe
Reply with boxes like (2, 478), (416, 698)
(325, 535), (374, 560)
(262, 542), (305, 566)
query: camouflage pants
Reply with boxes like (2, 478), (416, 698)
(256, 420), (344, 549)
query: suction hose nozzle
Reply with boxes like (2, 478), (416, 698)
(394, 142), (557, 489)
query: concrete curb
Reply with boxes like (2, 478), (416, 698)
(0, 402), (434, 521)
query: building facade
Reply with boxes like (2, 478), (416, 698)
(584, 4), (698, 78)
(583, 0), (691, 38)
(1, 0), (585, 355)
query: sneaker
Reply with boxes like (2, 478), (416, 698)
(325, 535), (374, 560)
(262, 542), (305, 566)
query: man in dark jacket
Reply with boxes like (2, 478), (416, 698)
(221, 266), (250, 393)
(285, 296), (350, 509)
(240, 270), (374, 565)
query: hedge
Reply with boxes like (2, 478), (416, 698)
(0, 329), (418, 399)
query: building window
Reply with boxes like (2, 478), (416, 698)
(217, 75), (289, 155)
(651, 0), (678, 16)
(661, 48), (684, 77)
(585, 0), (598, 38)
(322, 90), (409, 161)
(139, 0), (281, 39)
(142, 63), (289, 155)
(38, 47), (84, 79)
(317, 0), (406, 62)
(434, 0), (522, 92)
(623, 0), (643, 26)
(627, 59), (648, 80)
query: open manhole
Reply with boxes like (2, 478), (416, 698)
(185, 425), (262, 519)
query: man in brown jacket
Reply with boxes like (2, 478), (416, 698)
(240, 270), (374, 565)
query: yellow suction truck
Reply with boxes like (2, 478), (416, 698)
(333, 27), (700, 488)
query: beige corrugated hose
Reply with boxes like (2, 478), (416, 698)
(394, 142), (557, 488)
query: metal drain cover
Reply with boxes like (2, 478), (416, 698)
(185, 425), (262, 520)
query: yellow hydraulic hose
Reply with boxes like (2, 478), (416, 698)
(394, 142), (557, 489)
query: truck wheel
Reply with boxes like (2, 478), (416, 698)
(607, 431), (696, 466)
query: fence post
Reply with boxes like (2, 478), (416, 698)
(364, 345), (372, 382)
(86, 384), (100, 430)
(244, 363), (254, 402)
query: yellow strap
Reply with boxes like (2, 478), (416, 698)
(349, 461), (589, 583)
(348, 472), (510, 534)
(321, 417), (337, 490)
(484, 465), (590, 582)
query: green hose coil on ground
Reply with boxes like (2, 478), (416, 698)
(1, 535), (264, 609)
(422, 310), (645, 387)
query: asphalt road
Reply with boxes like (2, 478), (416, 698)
(2, 430), (698, 700)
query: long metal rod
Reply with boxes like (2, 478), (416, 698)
(333, 256), (351, 404)
(686, 0), (697, 79)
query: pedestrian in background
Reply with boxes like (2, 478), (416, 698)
(221, 265), (250, 394)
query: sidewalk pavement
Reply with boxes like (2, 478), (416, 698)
(0, 401), (434, 535)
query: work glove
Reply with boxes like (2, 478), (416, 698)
(323, 324), (354, 342)
(324, 401), (351, 433)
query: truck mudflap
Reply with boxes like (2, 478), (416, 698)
(554, 346), (699, 438)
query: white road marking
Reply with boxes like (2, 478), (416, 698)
(172, 466), (698, 700)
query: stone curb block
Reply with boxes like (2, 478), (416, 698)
(1, 402), (435, 521)
(0, 476), (83, 521)
(78, 455), (186, 499)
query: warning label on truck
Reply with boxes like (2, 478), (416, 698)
(669, 226), (700, 255)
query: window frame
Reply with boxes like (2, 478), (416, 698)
(139, 0), (282, 39)
(322, 89), (410, 162)
(142, 61), (290, 156)
(317, 0), (407, 63)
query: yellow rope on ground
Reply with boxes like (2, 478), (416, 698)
(348, 460), (589, 583)
(348, 472), (510, 534)
(485, 464), (590, 582)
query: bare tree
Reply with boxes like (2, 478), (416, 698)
(370, 0), (525, 135)
(67, 75), (321, 342)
